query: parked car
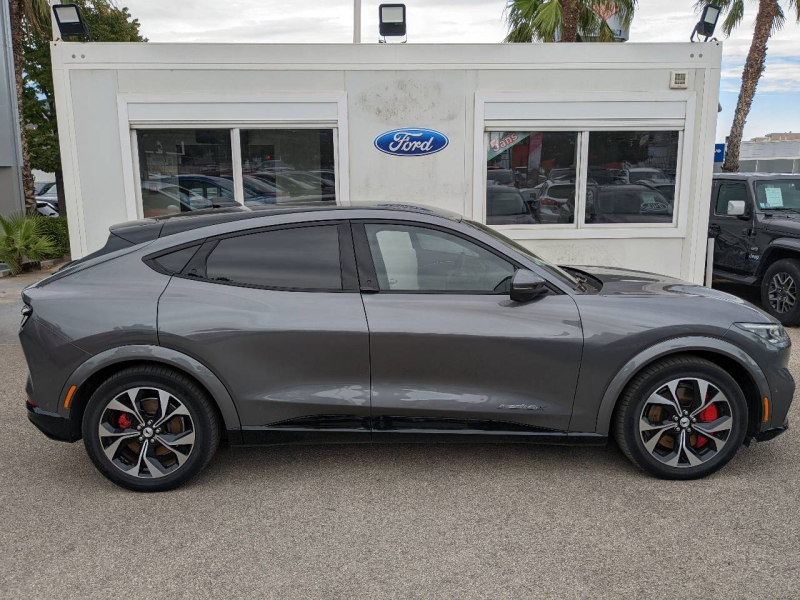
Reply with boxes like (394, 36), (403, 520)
(486, 186), (536, 224)
(617, 167), (671, 184)
(35, 182), (60, 216)
(530, 180), (576, 223)
(708, 173), (800, 325)
(582, 184), (673, 224)
(486, 169), (514, 186)
(22, 203), (792, 491)
(141, 182), (213, 216)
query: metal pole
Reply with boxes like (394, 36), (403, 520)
(353, 0), (361, 43)
(705, 238), (714, 287)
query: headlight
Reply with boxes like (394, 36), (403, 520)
(735, 323), (790, 347)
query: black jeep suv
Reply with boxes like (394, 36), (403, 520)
(709, 173), (800, 325)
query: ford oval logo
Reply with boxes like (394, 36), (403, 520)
(374, 128), (449, 157)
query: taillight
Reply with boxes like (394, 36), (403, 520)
(21, 304), (32, 328)
(541, 198), (559, 207)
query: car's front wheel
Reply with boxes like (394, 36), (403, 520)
(83, 366), (220, 492)
(613, 355), (748, 479)
(761, 259), (800, 326)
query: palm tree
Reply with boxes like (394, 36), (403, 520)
(708, 0), (800, 172)
(8, 0), (49, 212)
(504, 0), (637, 43)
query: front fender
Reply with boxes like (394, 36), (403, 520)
(592, 336), (770, 436)
(57, 345), (242, 442)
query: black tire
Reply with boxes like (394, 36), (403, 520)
(613, 355), (747, 480)
(83, 366), (220, 492)
(761, 259), (800, 326)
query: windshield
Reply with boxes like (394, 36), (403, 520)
(755, 180), (800, 210)
(487, 190), (529, 216)
(465, 220), (581, 289)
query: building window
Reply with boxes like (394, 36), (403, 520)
(137, 129), (234, 218)
(484, 129), (681, 228)
(584, 131), (678, 225)
(486, 132), (579, 225)
(240, 129), (336, 204)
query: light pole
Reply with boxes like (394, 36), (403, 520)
(353, 0), (361, 43)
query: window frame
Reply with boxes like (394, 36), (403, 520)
(145, 220), (359, 293)
(132, 124), (342, 220)
(351, 219), (557, 296)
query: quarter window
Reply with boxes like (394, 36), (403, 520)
(364, 224), (515, 293)
(205, 225), (343, 290)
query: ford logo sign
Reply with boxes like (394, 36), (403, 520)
(374, 128), (449, 157)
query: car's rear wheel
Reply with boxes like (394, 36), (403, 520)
(613, 355), (747, 479)
(83, 366), (219, 492)
(761, 259), (800, 326)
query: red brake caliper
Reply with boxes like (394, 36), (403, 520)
(117, 413), (132, 430)
(695, 403), (718, 448)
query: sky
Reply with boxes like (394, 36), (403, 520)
(120, 0), (800, 143)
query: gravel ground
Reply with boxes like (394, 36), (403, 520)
(1, 273), (798, 599)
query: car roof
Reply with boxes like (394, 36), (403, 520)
(713, 172), (800, 181)
(109, 202), (463, 244)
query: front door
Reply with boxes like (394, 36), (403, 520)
(352, 221), (583, 439)
(711, 181), (756, 273)
(158, 221), (371, 443)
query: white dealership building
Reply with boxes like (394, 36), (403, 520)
(51, 41), (721, 283)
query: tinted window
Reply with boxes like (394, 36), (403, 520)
(365, 224), (515, 293)
(715, 183), (747, 215)
(137, 129), (234, 218)
(206, 226), (342, 290)
(154, 245), (201, 274)
(585, 131), (678, 224)
(486, 131), (579, 225)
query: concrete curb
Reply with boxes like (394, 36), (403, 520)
(0, 257), (66, 278)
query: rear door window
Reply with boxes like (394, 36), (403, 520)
(205, 225), (343, 290)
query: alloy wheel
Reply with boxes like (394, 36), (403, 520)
(98, 387), (196, 478)
(768, 272), (796, 313)
(638, 377), (733, 468)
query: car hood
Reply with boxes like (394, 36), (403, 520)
(761, 215), (800, 236)
(569, 265), (769, 314)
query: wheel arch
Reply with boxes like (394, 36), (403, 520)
(756, 239), (800, 278)
(594, 336), (769, 438)
(58, 345), (242, 443)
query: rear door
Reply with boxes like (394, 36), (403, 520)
(157, 221), (371, 443)
(353, 220), (583, 439)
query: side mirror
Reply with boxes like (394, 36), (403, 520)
(727, 200), (746, 217)
(510, 269), (547, 302)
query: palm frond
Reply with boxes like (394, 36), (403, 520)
(772, 3), (786, 33)
(530, 0), (563, 43)
(789, 0), (800, 22)
(721, 0), (745, 36)
(22, 0), (51, 35)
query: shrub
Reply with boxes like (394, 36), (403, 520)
(36, 216), (70, 258)
(0, 213), (57, 275)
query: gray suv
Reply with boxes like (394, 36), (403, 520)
(22, 204), (793, 491)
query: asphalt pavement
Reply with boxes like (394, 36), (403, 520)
(1, 272), (798, 599)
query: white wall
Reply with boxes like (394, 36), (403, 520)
(50, 42), (721, 282)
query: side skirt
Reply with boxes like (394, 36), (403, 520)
(232, 428), (607, 447)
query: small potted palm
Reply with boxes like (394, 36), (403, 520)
(0, 213), (57, 275)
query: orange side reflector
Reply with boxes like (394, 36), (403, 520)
(64, 385), (77, 409)
(763, 397), (770, 422)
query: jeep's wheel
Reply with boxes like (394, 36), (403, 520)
(83, 366), (219, 492)
(613, 355), (747, 480)
(762, 259), (800, 326)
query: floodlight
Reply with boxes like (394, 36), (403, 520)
(53, 3), (89, 38)
(379, 4), (406, 38)
(692, 3), (720, 42)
